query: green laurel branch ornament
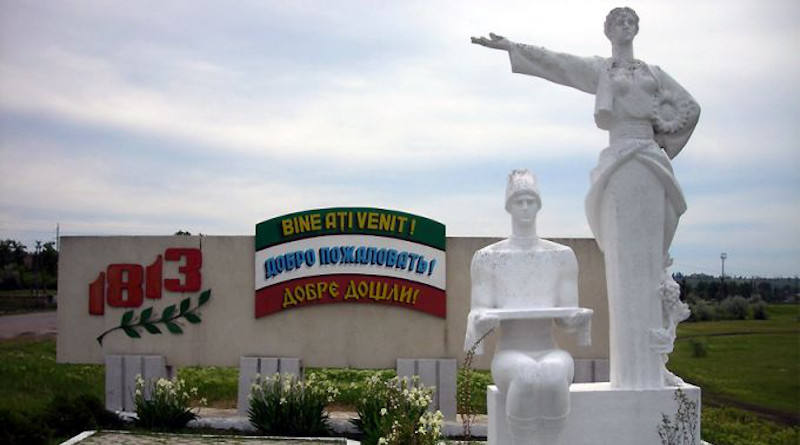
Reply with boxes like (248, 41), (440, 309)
(96, 289), (212, 345)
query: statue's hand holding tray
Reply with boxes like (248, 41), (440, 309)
(484, 307), (594, 346)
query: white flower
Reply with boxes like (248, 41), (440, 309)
(380, 408), (388, 416)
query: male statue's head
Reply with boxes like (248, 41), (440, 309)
(604, 7), (639, 45)
(505, 169), (541, 228)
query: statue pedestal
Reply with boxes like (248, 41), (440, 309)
(488, 382), (701, 445)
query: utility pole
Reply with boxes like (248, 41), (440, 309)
(34, 241), (42, 297)
(720, 253), (727, 299)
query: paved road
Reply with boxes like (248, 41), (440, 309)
(0, 310), (57, 339)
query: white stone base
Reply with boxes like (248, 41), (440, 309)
(237, 357), (302, 415)
(488, 382), (701, 445)
(105, 355), (172, 412)
(397, 358), (458, 420)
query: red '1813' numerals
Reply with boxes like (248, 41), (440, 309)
(88, 248), (202, 315)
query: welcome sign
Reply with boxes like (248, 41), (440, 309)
(254, 208), (446, 318)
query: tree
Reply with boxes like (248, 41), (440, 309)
(679, 277), (692, 303)
(694, 281), (708, 300)
(0, 239), (27, 268)
(36, 242), (59, 278)
(756, 281), (775, 302)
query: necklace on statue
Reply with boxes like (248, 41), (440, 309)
(611, 59), (642, 76)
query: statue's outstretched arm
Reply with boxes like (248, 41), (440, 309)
(509, 44), (603, 94)
(472, 32), (603, 95)
(470, 32), (514, 51)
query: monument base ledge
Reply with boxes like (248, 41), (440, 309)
(488, 382), (702, 445)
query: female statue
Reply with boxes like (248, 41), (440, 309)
(472, 7), (700, 389)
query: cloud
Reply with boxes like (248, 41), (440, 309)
(1, 0), (798, 277)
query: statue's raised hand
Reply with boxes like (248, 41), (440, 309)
(471, 33), (512, 51)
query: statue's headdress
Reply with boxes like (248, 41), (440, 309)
(505, 169), (541, 212)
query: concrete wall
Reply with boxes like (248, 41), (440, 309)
(57, 236), (608, 369)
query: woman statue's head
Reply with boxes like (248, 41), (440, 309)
(604, 7), (639, 44)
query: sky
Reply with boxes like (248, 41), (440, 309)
(0, 0), (798, 278)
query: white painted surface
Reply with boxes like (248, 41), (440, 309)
(57, 235), (609, 368)
(489, 383), (702, 444)
(104, 355), (169, 412)
(472, 7), (699, 390)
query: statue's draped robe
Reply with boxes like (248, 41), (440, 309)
(507, 44), (699, 388)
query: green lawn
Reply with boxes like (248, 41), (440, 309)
(678, 304), (799, 337)
(669, 305), (799, 418)
(701, 406), (799, 445)
(671, 334), (798, 414)
(0, 337), (104, 414)
(1, 305), (798, 445)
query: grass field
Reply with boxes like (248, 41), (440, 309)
(0, 335), (104, 414)
(1, 305), (798, 444)
(669, 305), (799, 421)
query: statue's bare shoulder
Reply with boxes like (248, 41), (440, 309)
(535, 238), (574, 253)
(472, 238), (575, 267)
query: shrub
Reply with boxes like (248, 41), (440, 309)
(458, 325), (496, 440)
(657, 388), (698, 445)
(458, 368), (492, 415)
(308, 367), (396, 408)
(720, 296), (749, 320)
(353, 375), (443, 445)
(178, 366), (239, 407)
(689, 300), (716, 322)
(134, 375), (205, 431)
(0, 409), (51, 445)
(702, 406), (799, 445)
(688, 338), (708, 358)
(42, 393), (121, 438)
(352, 374), (395, 445)
(750, 299), (769, 320)
(248, 372), (337, 437)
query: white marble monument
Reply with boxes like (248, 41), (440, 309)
(469, 7), (702, 444)
(472, 6), (699, 391)
(464, 169), (593, 445)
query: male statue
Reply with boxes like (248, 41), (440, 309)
(465, 169), (591, 445)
